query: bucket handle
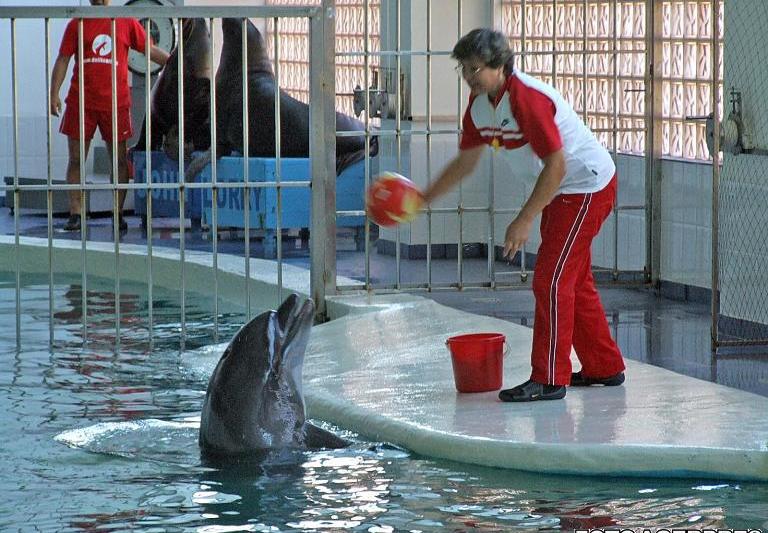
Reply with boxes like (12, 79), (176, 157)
(445, 338), (511, 356)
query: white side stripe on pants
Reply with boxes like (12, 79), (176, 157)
(546, 193), (592, 384)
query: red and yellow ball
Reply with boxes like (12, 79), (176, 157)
(366, 172), (423, 227)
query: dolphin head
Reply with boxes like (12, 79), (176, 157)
(199, 294), (315, 456)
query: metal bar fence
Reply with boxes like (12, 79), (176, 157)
(329, 0), (648, 294)
(0, 5), (331, 345)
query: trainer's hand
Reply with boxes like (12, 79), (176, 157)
(50, 95), (62, 117)
(503, 217), (532, 259)
(400, 189), (425, 222)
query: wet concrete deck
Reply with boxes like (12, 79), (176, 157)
(307, 294), (768, 480)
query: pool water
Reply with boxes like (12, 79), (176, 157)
(1, 273), (767, 532)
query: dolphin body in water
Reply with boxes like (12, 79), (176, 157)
(199, 294), (349, 458)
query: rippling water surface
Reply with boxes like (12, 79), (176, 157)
(1, 273), (767, 532)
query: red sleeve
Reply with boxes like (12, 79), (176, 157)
(513, 85), (562, 158)
(58, 19), (78, 56)
(458, 94), (485, 150)
(129, 18), (148, 52)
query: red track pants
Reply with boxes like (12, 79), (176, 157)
(530, 175), (625, 386)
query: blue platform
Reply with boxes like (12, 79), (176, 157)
(198, 157), (367, 258)
(132, 152), (368, 257)
(131, 151), (203, 228)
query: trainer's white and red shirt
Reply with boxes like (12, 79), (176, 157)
(60, 18), (148, 111)
(460, 69), (615, 195)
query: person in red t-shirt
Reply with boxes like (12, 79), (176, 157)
(422, 28), (626, 402)
(50, 0), (169, 232)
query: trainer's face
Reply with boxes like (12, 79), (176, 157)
(458, 58), (505, 97)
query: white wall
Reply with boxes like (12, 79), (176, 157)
(0, 1), (80, 181)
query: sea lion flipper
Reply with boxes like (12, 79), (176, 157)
(185, 149), (212, 183)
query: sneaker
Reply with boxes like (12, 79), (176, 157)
(63, 215), (81, 231)
(570, 370), (625, 387)
(498, 380), (566, 402)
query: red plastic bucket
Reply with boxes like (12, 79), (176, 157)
(446, 333), (506, 393)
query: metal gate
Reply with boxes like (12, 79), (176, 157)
(712, 0), (768, 351)
(0, 4), (337, 343)
(301, 0), (654, 294)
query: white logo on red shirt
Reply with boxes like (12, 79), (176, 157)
(92, 34), (112, 56)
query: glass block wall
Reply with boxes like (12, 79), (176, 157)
(500, 0), (724, 161)
(265, 0), (381, 118)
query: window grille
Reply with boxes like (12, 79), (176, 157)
(265, 0), (381, 118)
(500, 0), (724, 161)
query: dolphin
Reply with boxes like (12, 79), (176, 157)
(199, 294), (349, 458)
(133, 18), (212, 157)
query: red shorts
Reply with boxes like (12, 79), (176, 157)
(60, 104), (133, 142)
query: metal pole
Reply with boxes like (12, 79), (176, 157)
(644, 0), (663, 287)
(11, 18), (21, 347)
(521, 0), (527, 72)
(551, 0), (558, 85)
(426, 0), (433, 290)
(456, 0), (464, 289)
(581, 0), (587, 123)
(309, 3), (337, 319)
(612, 0), (619, 280)
(144, 17), (154, 342)
(518, 0), (528, 280)
(210, 17), (219, 342)
(274, 16), (283, 303)
(711, 0), (722, 352)
(45, 17), (54, 346)
(487, 0), (496, 287)
(364, 0), (372, 291)
(110, 18), (121, 346)
(176, 17), (187, 343)
(241, 17), (251, 320)
(78, 18), (87, 342)
(395, 0), (403, 289)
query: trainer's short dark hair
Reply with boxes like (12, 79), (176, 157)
(452, 28), (513, 70)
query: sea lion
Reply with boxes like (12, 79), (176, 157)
(217, 18), (376, 167)
(133, 18), (212, 157)
(185, 17), (377, 180)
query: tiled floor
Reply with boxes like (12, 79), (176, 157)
(3, 206), (767, 397)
